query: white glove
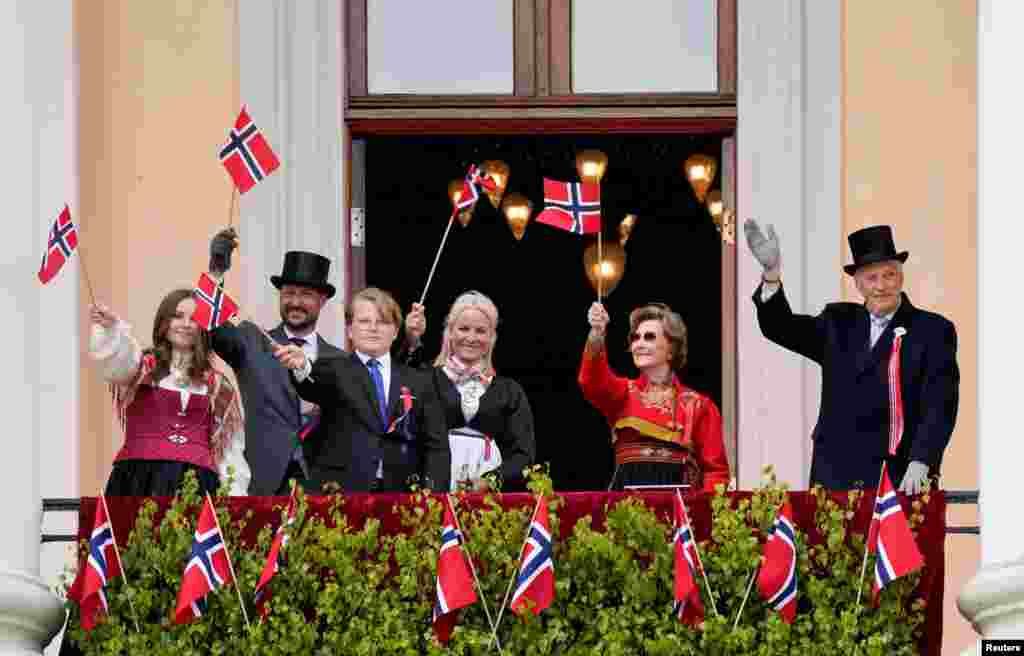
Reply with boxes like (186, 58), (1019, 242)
(743, 219), (781, 273)
(898, 460), (930, 495)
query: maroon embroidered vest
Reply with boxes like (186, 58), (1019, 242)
(114, 385), (215, 471)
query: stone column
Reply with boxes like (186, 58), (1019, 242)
(958, 0), (1024, 650)
(736, 0), (842, 489)
(0, 1), (75, 653)
(238, 1), (347, 346)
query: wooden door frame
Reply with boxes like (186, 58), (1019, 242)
(342, 117), (739, 478)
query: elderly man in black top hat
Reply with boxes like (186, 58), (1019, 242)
(744, 220), (959, 492)
(206, 228), (343, 495)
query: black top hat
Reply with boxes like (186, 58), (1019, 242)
(843, 225), (909, 275)
(270, 251), (336, 298)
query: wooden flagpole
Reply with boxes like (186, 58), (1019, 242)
(205, 492), (251, 630)
(855, 463), (889, 608)
(419, 211), (456, 306)
(488, 494), (543, 649)
(447, 494), (504, 655)
(100, 495), (141, 633)
(731, 563), (760, 630)
(227, 186), (238, 228)
(77, 244), (97, 307)
(678, 490), (719, 616)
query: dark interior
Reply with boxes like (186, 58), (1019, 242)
(366, 133), (725, 490)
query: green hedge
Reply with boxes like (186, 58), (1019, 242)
(62, 468), (929, 655)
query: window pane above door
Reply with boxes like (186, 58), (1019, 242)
(572, 0), (717, 93)
(367, 0), (514, 94)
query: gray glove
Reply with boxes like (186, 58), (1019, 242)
(743, 219), (781, 272)
(898, 460), (930, 496)
(209, 227), (238, 276)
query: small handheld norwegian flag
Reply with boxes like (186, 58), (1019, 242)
(672, 490), (705, 625)
(254, 485), (298, 620)
(868, 466), (924, 599)
(219, 106), (280, 194)
(38, 205), (78, 284)
(510, 495), (555, 615)
(191, 272), (240, 330)
(432, 496), (478, 644)
(175, 495), (237, 624)
(535, 179), (602, 235)
(68, 496), (123, 631)
(756, 501), (798, 623)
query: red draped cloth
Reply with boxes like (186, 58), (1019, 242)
(77, 491), (946, 655)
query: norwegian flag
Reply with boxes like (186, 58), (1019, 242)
(672, 490), (705, 625)
(535, 178), (601, 235)
(191, 272), (240, 330)
(69, 497), (123, 631)
(432, 496), (478, 644)
(38, 205), (78, 284)
(455, 164), (497, 211)
(254, 485), (298, 619)
(510, 495), (555, 615)
(867, 466), (924, 598)
(756, 501), (798, 623)
(175, 495), (236, 624)
(219, 106), (280, 194)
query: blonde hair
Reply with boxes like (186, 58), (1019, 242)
(344, 287), (403, 328)
(628, 302), (689, 370)
(433, 290), (499, 371)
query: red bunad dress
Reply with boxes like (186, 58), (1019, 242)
(578, 342), (730, 492)
(90, 320), (248, 496)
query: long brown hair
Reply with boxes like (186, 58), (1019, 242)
(148, 288), (212, 384)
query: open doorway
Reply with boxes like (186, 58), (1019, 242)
(363, 133), (728, 490)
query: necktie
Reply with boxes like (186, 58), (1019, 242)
(289, 337), (307, 347)
(870, 315), (889, 348)
(367, 358), (388, 426)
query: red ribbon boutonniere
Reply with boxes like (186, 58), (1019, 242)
(387, 386), (416, 434)
(142, 353), (157, 372)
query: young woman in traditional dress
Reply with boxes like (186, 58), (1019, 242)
(88, 289), (249, 495)
(580, 302), (730, 492)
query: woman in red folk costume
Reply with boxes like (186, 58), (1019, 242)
(580, 301), (730, 492)
(88, 289), (249, 496)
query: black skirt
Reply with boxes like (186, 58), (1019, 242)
(610, 461), (695, 491)
(104, 459), (219, 496)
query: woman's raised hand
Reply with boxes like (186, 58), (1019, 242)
(587, 301), (610, 339)
(89, 303), (119, 330)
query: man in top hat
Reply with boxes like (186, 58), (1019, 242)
(743, 220), (959, 492)
(207, 228), (343, 495)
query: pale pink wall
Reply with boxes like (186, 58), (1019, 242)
(77, 0), (240, 495)
(843, 2), (978, 653)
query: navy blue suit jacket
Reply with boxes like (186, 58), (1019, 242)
(210, 322), (343, 495)
(295, 352), (450, 492)
(753, 286), (959, 489)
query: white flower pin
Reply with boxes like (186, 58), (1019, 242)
(894, 327), (907, 337)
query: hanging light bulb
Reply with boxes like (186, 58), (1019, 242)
(583, 240), (626, 296)
(575, 150), (609, 185)
(683, 153), (717, 203)
(706, 189), (724, 228)
(481, 160), (510, 209)
(501, 192), (532, 240)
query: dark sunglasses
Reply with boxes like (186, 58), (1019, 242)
(630, 331), (659, 343)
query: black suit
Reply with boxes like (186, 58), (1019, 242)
(295, 352), (450, 492)
(753, 286), (959, 489)
(210, 321), (343, 495)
